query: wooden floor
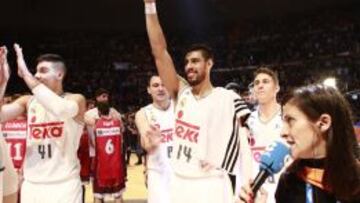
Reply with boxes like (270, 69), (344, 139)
(85, 154), (147, 203)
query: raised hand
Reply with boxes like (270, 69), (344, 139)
(146, 124), (162, 150)
(0, 46), (10, 87)
(14, 43), (32, 79)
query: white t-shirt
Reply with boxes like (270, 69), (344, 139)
(143, 101), (174, 172)
(172, 86), (250, 178)
(0, 134), (18, 202)
(246, 107), (282, 203)
(24, 97), (83, 183)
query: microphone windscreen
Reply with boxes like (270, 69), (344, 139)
(259, 140), (290, 174)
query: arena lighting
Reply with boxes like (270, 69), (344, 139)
(323, 77), (337, 88)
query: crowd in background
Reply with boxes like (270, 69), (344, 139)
(1, 5), (360, 121)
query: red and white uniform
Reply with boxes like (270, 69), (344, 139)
(246, 108), (282, 203)
(143, 101), (174, 203)
(170, 86), (250, 203)
(85, 107), (121, 158)
(78, 127), (91, 183)
(21, 98), (83, 203)
(2, 118), (27, 170)
(0, 134), (19, 203)
(93, 117), (125, 198)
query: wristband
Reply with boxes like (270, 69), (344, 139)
(145, 2), (157, 15)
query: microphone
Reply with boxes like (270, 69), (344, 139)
(251, 140), (290, 195)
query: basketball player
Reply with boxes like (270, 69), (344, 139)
(1, 94), (27, 203)
(142, 1), (253, 202)
(0, 46), (18, 203)
(246, 67), (283, 203)
(0, 44), (86, 203)
(93, 102), (125, 203)
(135, 75), (174, 203)
(84, 88), (122, 172)
(2, 94), (27, 172)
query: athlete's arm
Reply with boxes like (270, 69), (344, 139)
(238, 126), (253, 189)
(14, 44), (86, 121)
(1, 136), (18, 203)
(0, 46), (10, 104)
(63, 93), (86, 123)
(86, 125), (96, 150)
(110, 108), (125, 133)
(3, 193), (17, 203)
(0, 46), (26, 123)
(0, 96), (29, 123)
(135, 108), (160, 153)
(143, 0), (186, 100)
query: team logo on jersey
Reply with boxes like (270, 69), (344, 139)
(2, 119), (27, 139)
(31, 116), (36, 123)
(177, 110), (183, 119)
(102, 120), (115, 127)
(29, 122), (64, 140)
(175, 119), (199, 143)
(161, 128), (173, 143)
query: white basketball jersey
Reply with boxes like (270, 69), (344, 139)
(24, 97), (83, 183)
(247, 108), (282, 203)
(172, 86), (250, 178)
(143, 101), (174, 172)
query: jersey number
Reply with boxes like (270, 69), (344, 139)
(7, 142), (23, 161)
(38, 144), (52, 159)
(176, 144), (192, 162)
(105, 139), (115, 155)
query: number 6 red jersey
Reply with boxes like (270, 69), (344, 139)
(94, 117), (124, 188)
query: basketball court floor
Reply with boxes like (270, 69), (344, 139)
(85, 154), (147, 203)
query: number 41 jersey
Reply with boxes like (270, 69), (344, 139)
(25, 97), (83, 183)
(94, 117), (124, 187)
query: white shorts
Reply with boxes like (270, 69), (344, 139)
(21, 178), (82, 203)
(93, 188), (125, 199)
(170, 173), (234, 203)
(147, 170), (171, 203)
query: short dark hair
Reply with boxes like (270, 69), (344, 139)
(147, 74), (159, 87)
(95, 88), (109, 97)
(97, 101), (110, 116)
(185, 44), (214, 61)
(254, 67), (279, 86)
(36, 54), (67, 73)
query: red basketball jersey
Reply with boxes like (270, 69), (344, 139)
(94, 117), (124, 187)
(77, 127), (91, 182)
(2, 118), (27, 169)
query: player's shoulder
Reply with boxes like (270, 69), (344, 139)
(214, 87), (241, 100)
(64, 93), (86, 103)
(135, 104), (148, 118)
(84, 108), (98, 121)
(15, 94), (33, 104)
(109, 107), (120, 114)
(142, 103), (153, 111)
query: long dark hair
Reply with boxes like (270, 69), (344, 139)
(283, 84), (360, 201)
